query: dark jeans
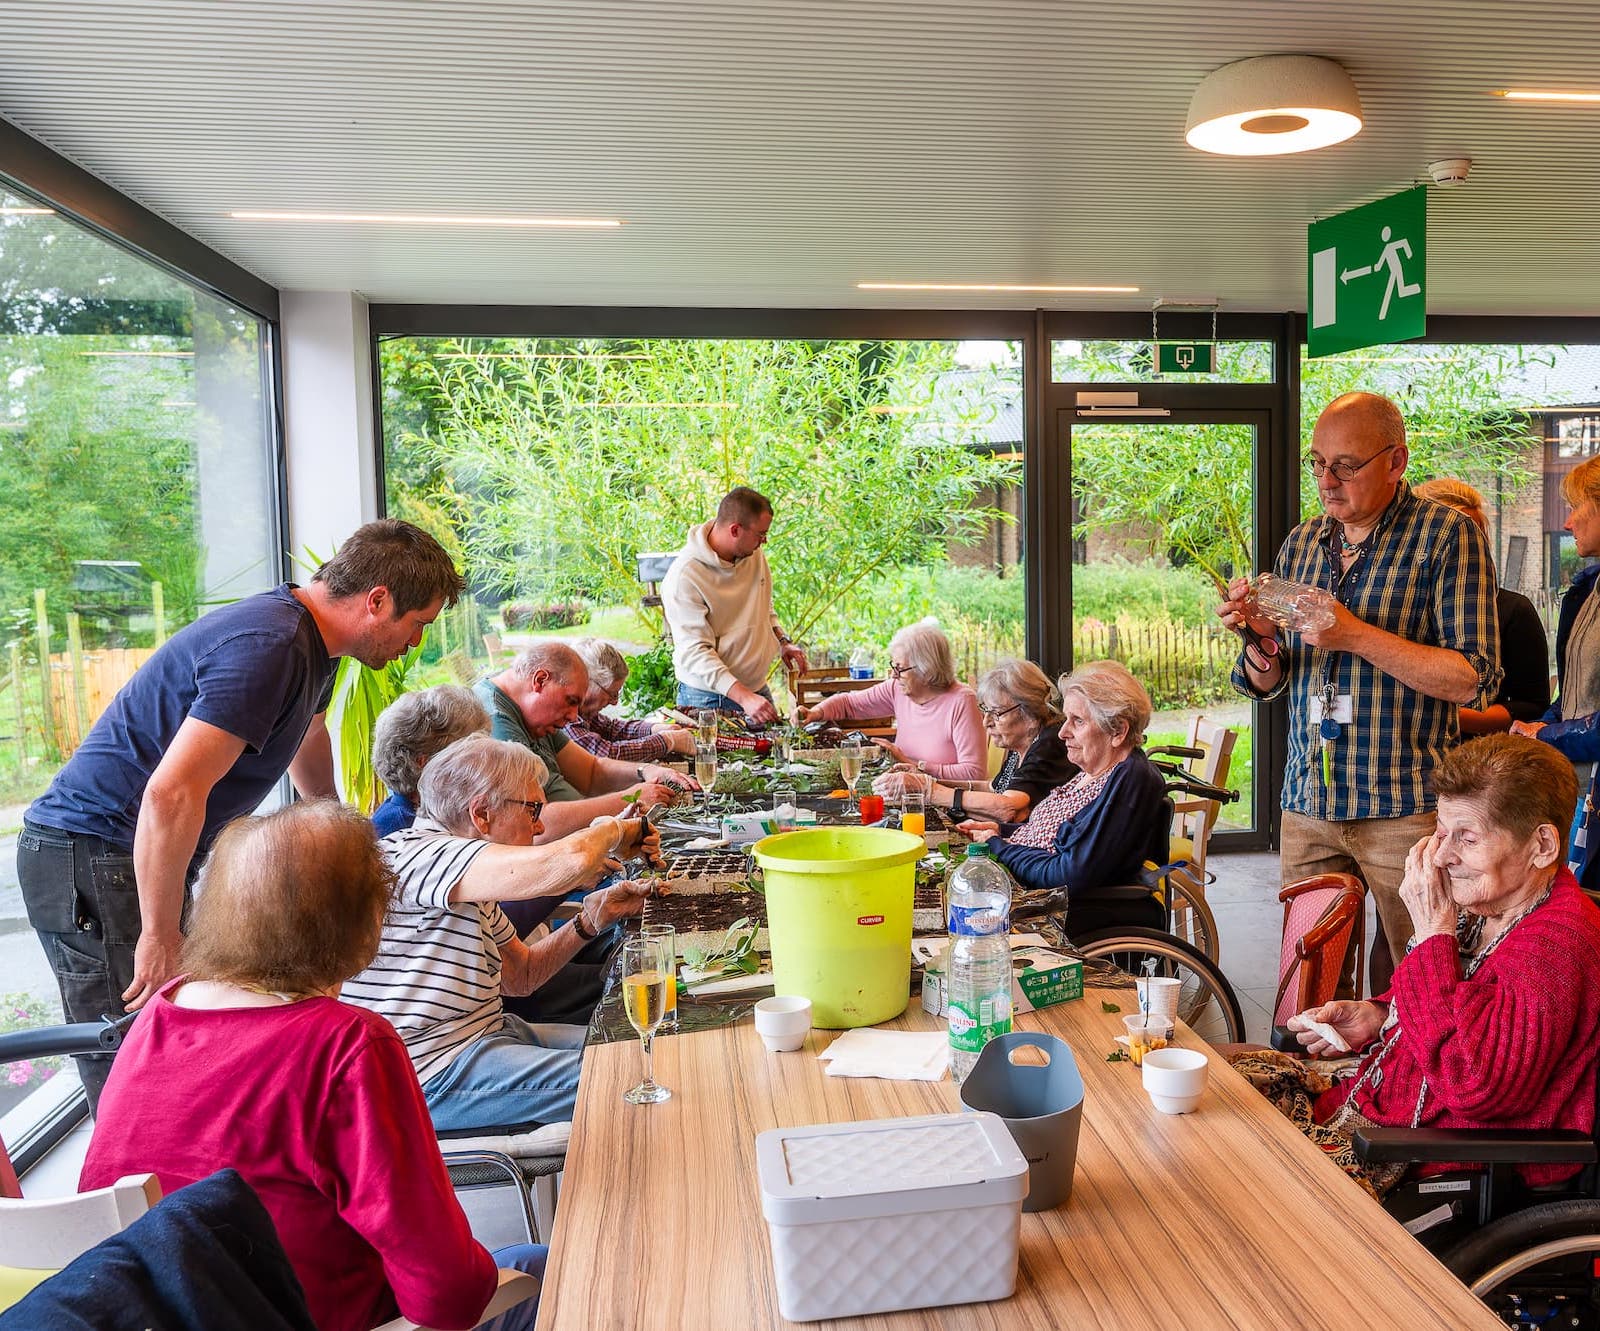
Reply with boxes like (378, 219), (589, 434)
(501, 921), (621, 1027)
(15, 820), (142, 1111)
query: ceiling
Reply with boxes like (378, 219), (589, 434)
(3, 0), (1600, 314)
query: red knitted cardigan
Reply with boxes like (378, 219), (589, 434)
(1315, 868), (1600, 1186)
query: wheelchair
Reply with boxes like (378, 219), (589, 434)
(1352, 1076), (1600, 1328)
(1011, 751), (1248, 1046)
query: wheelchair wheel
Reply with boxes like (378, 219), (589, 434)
(1441, 1199), (1600, 1327)
(1164, 868), (1220, 964)
(1070, 927), (1246, 1045)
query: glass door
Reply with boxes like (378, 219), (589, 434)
(1058, 405), (1273, 842)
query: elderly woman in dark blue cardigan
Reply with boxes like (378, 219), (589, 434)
(956, 659), (1168, 938)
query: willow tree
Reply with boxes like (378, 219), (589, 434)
(385, 337), (1019, 637)
(1067, 341), (1551, 589)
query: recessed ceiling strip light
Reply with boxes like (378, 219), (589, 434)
(228, 210), (621, 227)
(858, 282), (1139, 293)
(1494, 89), (1600, 103)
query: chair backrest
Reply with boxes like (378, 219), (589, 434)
(0, 1173), (162, 1270)
(1272, 873), (1366, 1026)
(785, 666), (895, 737)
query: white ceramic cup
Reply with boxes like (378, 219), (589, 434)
(1136, 975), (1182, 1025)
(1141, 1046), (1209, 1114)
(754, 995), (812, 1053)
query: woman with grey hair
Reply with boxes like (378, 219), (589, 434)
(876, 658), (1077, 821)
(565, 637), (695, 762)
(798, 620), (986, 782)
(958, 660), (1168, 938)
(372, 685), (491, 835)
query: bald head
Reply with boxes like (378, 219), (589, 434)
(508, 641), (586, 687)
(1316, 392), (1406, 453)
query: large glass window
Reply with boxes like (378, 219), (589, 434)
(0, 184), (278, 1146)
(1299, 344), (1598, 641)
(379, 335), (1024, 703)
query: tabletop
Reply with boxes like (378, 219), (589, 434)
(535, 984), (1503, 1330)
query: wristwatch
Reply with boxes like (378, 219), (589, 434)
(952, 787), (965, 813)
(573, 911), (598, 941)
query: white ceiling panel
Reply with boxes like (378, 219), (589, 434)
(2, 0), (1600, 313)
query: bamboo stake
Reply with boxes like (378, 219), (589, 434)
(9, 642), (25, 755)
(67, 611), (89, 744)
(33, 589), (54, 755)
(152, 581), (167, 646)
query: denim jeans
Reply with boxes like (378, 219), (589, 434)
(15, 820), (145, 1111)
(482, 1243), (546, 1331)
(421, 1013), (587, 1131)
(675, 682), (772, 712)
(1279, 809), (1436, 997)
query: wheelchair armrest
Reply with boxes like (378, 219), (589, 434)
(1351, 1125), (1598, 1166)
(1269, 1025), (1302, 1053)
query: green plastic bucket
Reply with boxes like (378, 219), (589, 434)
(752, 827), (925, 1028)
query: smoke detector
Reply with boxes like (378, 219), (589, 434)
(1427, 157), (1472, 186)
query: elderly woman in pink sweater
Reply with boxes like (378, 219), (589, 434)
(798, 621), (987, 783)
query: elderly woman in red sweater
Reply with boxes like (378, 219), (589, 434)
(1236, 733), (1600, 1198)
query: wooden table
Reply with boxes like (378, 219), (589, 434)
(536, 989), (1503, 1330)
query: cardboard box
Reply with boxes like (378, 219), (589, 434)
(1011, 947), (1084, 1012)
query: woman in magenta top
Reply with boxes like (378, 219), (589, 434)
(80, 800), (543, 1331)
(1239, 734), (1600, 1197)
(800, 621), (987, 782)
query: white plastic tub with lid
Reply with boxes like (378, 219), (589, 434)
(755, 1111), (1029, 1321)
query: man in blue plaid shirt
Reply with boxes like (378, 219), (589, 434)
(1219, 392), (1501, 994)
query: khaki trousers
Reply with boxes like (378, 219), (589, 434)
(1279, 808), (1436, 997)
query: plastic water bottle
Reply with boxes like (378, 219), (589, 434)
(946, 844), (1014, 1083)
(1249, 574), (1336, 634)
(849, 646), (874, 680)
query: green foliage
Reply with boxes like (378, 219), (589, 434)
(503, 601), (590, 631)
(1070, 561), (1217, 629)
(1069, 342), (1553, 586)
(619, 638), (677, 717)
(380, 337), (1019, 640)
(328, 639), (426, 814)
(1, 992), (63, 1088)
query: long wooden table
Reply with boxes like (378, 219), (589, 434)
(536, 988), (1503, 1330)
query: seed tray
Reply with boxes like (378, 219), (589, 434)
(643, 889), (770, 955)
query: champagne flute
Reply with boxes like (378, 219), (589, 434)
(622, 936), (672, 1105)
(694, 739), (719, 816)
(839, 737), (864, 816)
(640, 923), (678, 1033)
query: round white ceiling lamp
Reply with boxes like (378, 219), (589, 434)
(1186, 55), (1363, 156)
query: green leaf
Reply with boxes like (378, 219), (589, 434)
(1105, 1050), (1127, 1063)
(1100, 1001), (1121, 1014)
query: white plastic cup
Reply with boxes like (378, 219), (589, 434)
(754, 995), (812, 1053)
(1141, 1047), (1209, 1114)
(1136, 976), (1182, 1026)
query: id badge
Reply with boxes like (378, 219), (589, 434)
(1308, 694), (1354, 726)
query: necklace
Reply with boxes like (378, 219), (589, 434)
(1337, 526), (1371, 557)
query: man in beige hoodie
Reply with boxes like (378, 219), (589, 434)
(662, 487), (808, 723)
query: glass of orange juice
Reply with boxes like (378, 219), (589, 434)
(900, 788), (927, 838)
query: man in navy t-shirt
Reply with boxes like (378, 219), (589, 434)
(18, 519), (463, 1107)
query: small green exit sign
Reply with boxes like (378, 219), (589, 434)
(1155, 342), (1215, 374)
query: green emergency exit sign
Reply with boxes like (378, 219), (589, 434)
(1155, 342), (1215, 374)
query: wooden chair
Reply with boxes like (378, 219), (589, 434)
(482, 632), (506, 668)
(1167, 715), (1238, 881)
(784, 666), (895, 738)
(1269, 873), (1366, 1049)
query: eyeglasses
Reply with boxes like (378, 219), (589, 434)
(978, 701), (1022, 720)
(888, 662), (916, 678)
(505, 798), (545, 823)
(1302, 445), (1396, 482)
